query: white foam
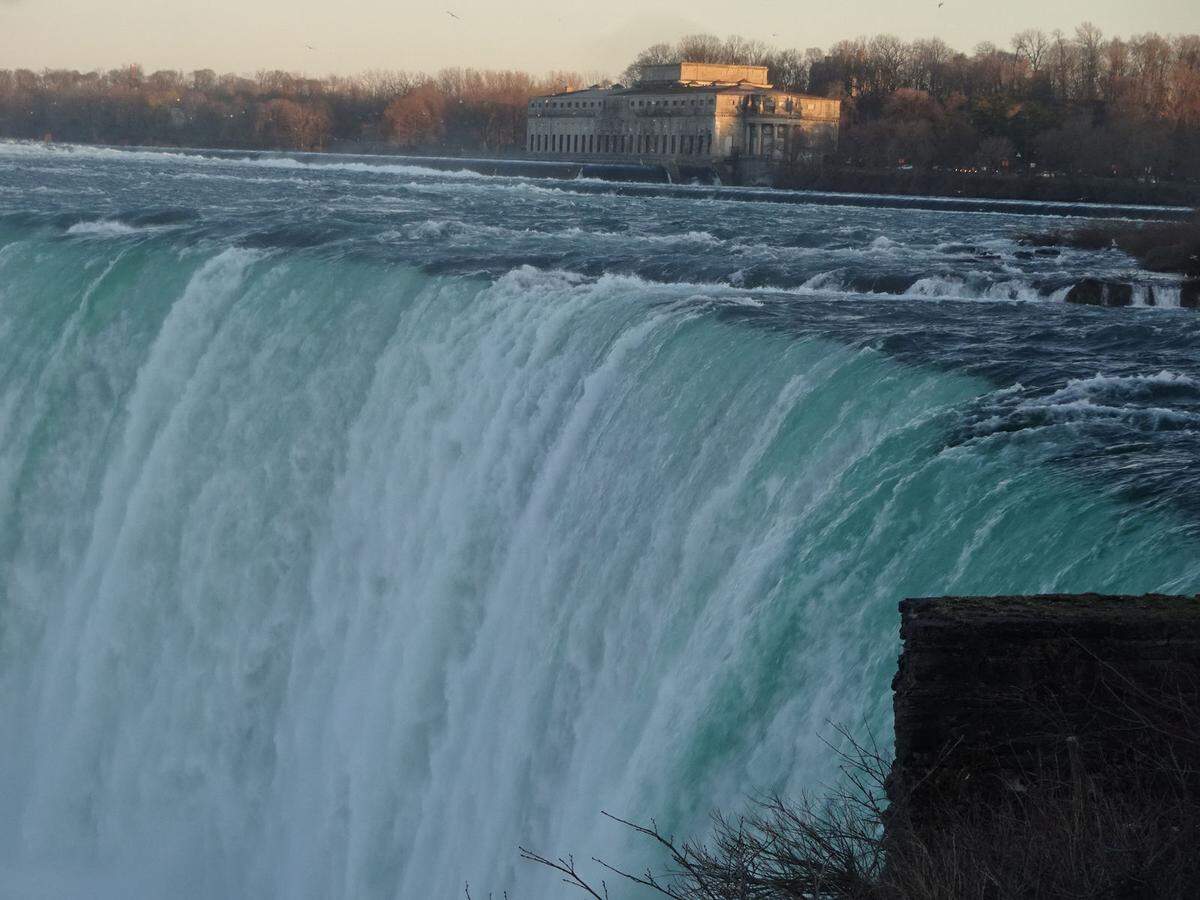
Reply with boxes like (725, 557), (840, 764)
(1043, 371), (1199, 403)
(0, 140), (490, 182)
(66, 220), (146, 237)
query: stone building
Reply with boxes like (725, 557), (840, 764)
(525, 62), (840, 177)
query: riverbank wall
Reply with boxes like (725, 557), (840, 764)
(889, 594), (1200, 829)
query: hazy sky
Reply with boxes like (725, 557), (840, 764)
(1, 0), (1196, 77)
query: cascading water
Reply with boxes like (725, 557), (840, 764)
(2, 142), (1199, 898)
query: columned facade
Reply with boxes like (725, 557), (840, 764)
(526, 63), (839, 166)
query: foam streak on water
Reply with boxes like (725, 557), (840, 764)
(1, 143), (1199, 899)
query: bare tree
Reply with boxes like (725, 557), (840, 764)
(1075, 22), (1105, 101)
(1012, 29), (1051, 74)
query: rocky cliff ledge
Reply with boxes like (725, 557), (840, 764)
(889, 593), (1200, 818)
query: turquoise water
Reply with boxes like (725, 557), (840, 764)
(1, 142), (1198, 898)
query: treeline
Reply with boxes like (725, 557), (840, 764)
(1, 24), (1199, 181)
(0, 66), (592, 153)
(631, 28), (1200, 179)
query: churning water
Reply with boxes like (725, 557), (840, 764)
(1, 142), (1199, 898)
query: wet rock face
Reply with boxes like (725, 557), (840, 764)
(1065, 278), (1133, 306)
(889, 594), (1200, 814)
(1182, 280), (1200, 308)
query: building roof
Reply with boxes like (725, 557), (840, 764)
(532, 82), (837, 104)
(638, 62), (771, 87)
(530, 60), (841, 105)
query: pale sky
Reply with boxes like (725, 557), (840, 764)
(0, 0), (1196, 78)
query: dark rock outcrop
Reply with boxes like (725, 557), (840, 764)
(1020, 218), (1200, 277)
(889, 594), (1200, 819)
(1065, 278), (1133, 306)
(1182, 280), (1200, 308)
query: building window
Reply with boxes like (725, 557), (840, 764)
(670, 135), (677, 154)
